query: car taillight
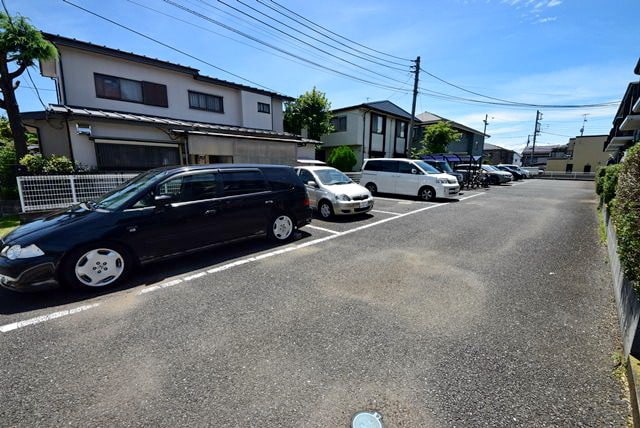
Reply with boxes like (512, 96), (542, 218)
(303, 196), (310, 207)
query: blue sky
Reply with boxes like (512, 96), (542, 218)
(10, 0), (640, 153)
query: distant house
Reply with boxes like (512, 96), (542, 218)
(415, 112), (487, 157)
(483, 143), (520, 165)
(319, 100), (419, 170)
(604, 58), (640, 159)
(22, 33), (319, 171)
(546, 135), (609, 173)
(521, 144), (568, 168)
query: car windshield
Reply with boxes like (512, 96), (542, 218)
(436, 162), (454, 173)
(314, 169), (352, 185)
(413, 161), (441, 174)
(91, 169), (173, 211)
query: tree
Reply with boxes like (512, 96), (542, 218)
(327, 145), (357, 172)
(411, 121), (461, 157)
(0, 12), (56, 159)
(283, 87), (333, 140)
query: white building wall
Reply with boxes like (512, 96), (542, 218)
(59, 47), (244, 126)
(272, 99), (284, 133)
(240, 90), (272, 130)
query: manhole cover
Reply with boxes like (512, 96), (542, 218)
(351, 411), (383, 428)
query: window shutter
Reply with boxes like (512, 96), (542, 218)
(142, 81), (168, 107)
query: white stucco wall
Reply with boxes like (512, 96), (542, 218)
(321, 110), (362, 148)
(272, 99), (284, 133)
(240, 91), (272, 130)
(57, 46), (287, 130)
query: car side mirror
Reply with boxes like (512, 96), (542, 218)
(307, 180), (319, 188)
(154, 194), (173, 206)
(411, 168), (418, 175)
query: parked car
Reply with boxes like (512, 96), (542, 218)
(295, 166), (373, 219)
(422, 159), (465, 185)
(361, 158), (460, 201)
(454, 164), (513, 185)
(495, 165), (524, 180)
(497, 164), (530, 178)
(0, 164), (312, 292)
(521, 166), (544, 176)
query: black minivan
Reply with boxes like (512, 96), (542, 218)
(0, 164), (311, 292)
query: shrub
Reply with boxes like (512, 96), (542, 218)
(611, 144), (640, 285)
(601, 164), (621, 205)
(327, 145), (357, 172)
(19, 153), (47, 174)
(595, 166), (607, 195)
(0, 145), (17, 199)
(43, 155), (74, 174)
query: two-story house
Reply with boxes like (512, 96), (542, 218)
(319, 101), (419, 170)
(415, 112), (487, 158)
(22, 33), (319, 171)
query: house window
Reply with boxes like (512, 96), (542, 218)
(372, 114), (384, 134)
(396, 121), (407, 138)
(257, 102), (271, 114)
(188, 90), (224, 113)
(330, 116), (347, 132)
(94, 74), (168, 107)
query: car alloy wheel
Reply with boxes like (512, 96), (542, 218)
(74, 248), (125, 287)
(319, 201), (333, 219)
(419, 186), (435, 201)
(270, 214), (293, 241)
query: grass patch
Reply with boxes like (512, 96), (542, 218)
(0, 215), (20, 238)
(597, 207), (607, 245)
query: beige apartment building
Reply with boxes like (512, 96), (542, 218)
(546, 135), (609, 173)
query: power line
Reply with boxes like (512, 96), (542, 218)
(209, 0), (407, 72)
(159, 0), (414, 92)
(255, 0), (409, 68)
(265, 0), (413, 63)
(61, 0), (280, 93)
(126, 0), (360, 78)
(420, 69), (619, 109)
(25, 67), (47, 109)
(188, 0), (411, 85)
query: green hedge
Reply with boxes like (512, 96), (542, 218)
(595, 164), (621, 205)
(610, 144), (640, 286)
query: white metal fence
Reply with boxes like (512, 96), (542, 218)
(17, 174), (138, 212)
(537, 171), (596, 181)
(345, 172), (362, 183)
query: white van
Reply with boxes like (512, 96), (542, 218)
(361, 158), (460, 201)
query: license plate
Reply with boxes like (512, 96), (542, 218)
(359, 201), (369, 208)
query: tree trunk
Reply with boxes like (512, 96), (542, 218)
(0, 58), (27, 161)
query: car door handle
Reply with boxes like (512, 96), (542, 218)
(265, 200), (274, 205)
(204, 209), (217, 216)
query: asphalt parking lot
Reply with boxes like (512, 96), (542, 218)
(0, 180), (627, 426)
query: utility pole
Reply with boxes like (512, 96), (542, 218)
(531, 110), (542, 167)
(524, 135), (531, 166)
(407, 56), (420, 156)
(580, 113), (589, 137)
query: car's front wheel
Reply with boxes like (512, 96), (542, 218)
(268, 213), (295, 242)
(318, 200), (333, 219)
(61, 243), (132, 290)
(418, 186), (436, 201)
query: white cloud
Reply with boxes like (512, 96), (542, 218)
(547, 0), (562, 7)
(537, 16), (558, 23)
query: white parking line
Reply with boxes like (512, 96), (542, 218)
(373, 196), (414, 202)
(3, 191), (489, 332)
(371, 209), (401, 216)
(304, 224), (341, 234)
(0, 303), (100, 333)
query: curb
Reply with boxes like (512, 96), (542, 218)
(629, 356), (640, 426)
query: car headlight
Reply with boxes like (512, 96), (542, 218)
(437, 178), (449, 184)
(336, 194), (351, 201)
(1, 244), (45, 260)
